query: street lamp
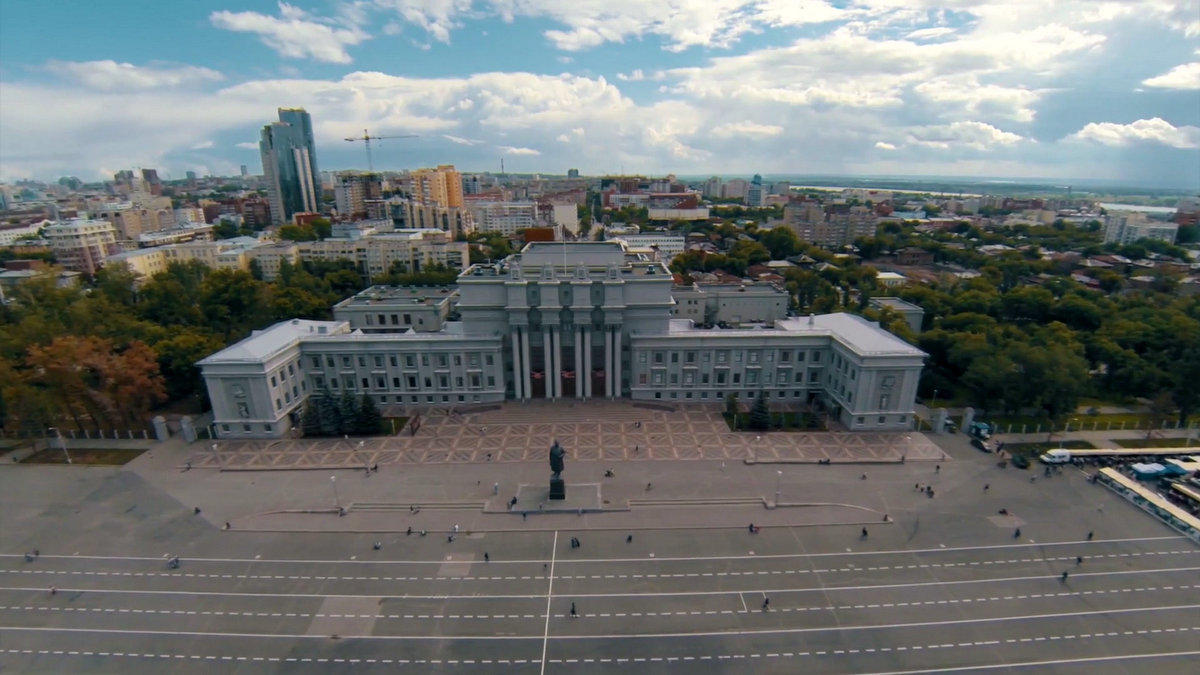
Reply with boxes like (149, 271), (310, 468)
(775, 470), (782, 505)
(211, 443), (224, 471)
(330, 475), (341, 511)
(931, 389), (938, 408)
(49, 427), (69, 464)
(754, 435), (761, 463)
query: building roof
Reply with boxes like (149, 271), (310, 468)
(198, 319), (347, 365)
(870, 296), (923, 312)
(663, 312), (926, 357)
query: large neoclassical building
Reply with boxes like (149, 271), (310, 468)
(199, 242), (926, 438)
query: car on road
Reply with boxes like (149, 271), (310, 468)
(970, 438), (993, 453)
(1011, 454), (1030, 469)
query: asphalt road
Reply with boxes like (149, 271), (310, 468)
(2, 437), (1199, 673)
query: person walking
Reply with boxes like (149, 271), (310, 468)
(484, 552), (490, 563)
(1013, 528), (1021, 538)
(1087, 531), (1094, 541)
(570, 602), (578, 618)
(861, 527), (868, 538)
(626, 535), (633, 543)
(1061, 570), (1069, 582)
(762, 597), (770, 610)
(935, 464), (940, 473)
(1076, 555), (1082, 565)
(983, 484), (990, 492)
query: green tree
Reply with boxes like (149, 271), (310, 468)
(759, 227), (801, 259)
(300, 400), (322, 436)
(338, 390), (359, 435)
(317, 387), (340, 436)
(356, 393), (383, 435)
(199, 269), (269, 340)
(748, 392), (771, 431)
(152, 330), (224, 403)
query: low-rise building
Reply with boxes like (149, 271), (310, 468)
(42, 218), (122, 275)
(332, 285), (457, 333)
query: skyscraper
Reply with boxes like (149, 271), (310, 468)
(260, 108), (320, 224)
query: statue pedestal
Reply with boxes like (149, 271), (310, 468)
(549, 478), (566, 500)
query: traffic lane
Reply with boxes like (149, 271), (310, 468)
(1, 628), (548, 674)
(538, 604), (1200, 674)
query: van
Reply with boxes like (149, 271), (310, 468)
(1039, 449), (1071, 464)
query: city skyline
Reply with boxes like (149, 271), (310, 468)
(0, 1), (1198, 187)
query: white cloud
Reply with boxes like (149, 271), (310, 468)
(1067, 118), (1200, 149)
(906, 121), (1024, 150)
(442, 134), (482, 145)
(45, 60), (223, 91)
(874, 141), (897, 150)
(905, 26), (956, 40)
(617, 69), (646, 82)
(370, 0), (474, 44)
(236, 142), (260, 150)
(210, 2), (368, 64)
(710, 121), (784, 138)
(1142, 60), (1200, 90)
(190, 140), (215, 150)
(498, 146), (541, 155)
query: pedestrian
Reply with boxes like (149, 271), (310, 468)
(448, 535), (455, 543)
(570, 602), (578, 618)
(882, 514), (889, 522)
(635, 445), (639, 453)
(626, 534), (633, 543)
(1014, 528), (1021, 538)
(372, 464), (378, 472)
(1030, 475), (1037, 483)
(373, 541), (382, 550)
(984, 484), (990, 492)
(194, 506), (201, 515)
(406, 526), (412, 536)
(1087, 531), (1094, 541)
(1076, 555), (1082, 565)
(935, 464), (940, 473)
(523, 512), (527, 521)
(861, 473), (867, 480)
(33, 550), (39, 558)
(915, 483), (920, 491)
(762, 597), (770, 610)
(49, 586), (56, 596)
(453, 524), (460, 533)
(224, 522), (231, 530)
(646, 482), (653, 491)
(484, 552), (489, 563)
(184, 462), (191, 472)
(1061, 570), (1069, 582)
(749, 523), (756, 534)
(861, 527), (868, 538)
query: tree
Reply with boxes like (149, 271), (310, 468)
(356, 393), (383, 435)
(153, 330), (225, 403)
(748, 392), (771, 431)
(725, 392), (739, 425)
(300, 400), (322, 436)
(199, 269), (269, 341)
(317, 387), (340, 436)
(760, 227), (801, 259)
(338, 390), (359, 435)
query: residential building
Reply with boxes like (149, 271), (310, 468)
(746, 174), (766, 207)
(0, 219), (47, 245)
(104, 247), (170, 280)
(138, 223), (215, 248)
(411, 165), (464, 208)
(671, 282), (788, 326)
(260, 107), (320, 224)
(389, 198), (476, 239)
(469, 201), (539, 236)
(334, 172), (382, 219)
(721, 179), (749, 201)
(246, 243), (301, 281)
(295, 230), (469, 282)
(868, 297), (925, 335)
(605, 234), (687, 262)
(702, 176), (723, 199)
(199, 242), (926, 438)
(42, 218), (122, 275)
(1104, 213), (1179, 245)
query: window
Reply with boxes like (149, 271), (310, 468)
(366, 314), (374, 326)
(716, 372), (727, 385)
(311, 357), (321, 368)
(284, 391), (291, 403)
(275, 398), (281, 410)
(797, 351), (805, 362)
(393, 377), (401, 388)
(405, 355), (416, 368)
(749, 352), (759, 364)
(880, 394), (890, 409)
(378, 314), (386, 325)
(455, 376), (464, 388)
(733, 373), (741, 384)
(639, 374), (648, 384)
(288, 364), (294, 375)
(270, 376), (277, 387)
(331, 379), (339, 389)
(795, 372), (803, 383)
(747, 371), (758, 384)
(781, 351), (791, 363)
(358, 356), (367, 367)
(639, 353), (647, 364)
(344, 376), (355, 390)
(422, 354), (430, 366)
(654, 352), (664, 364)
(376, 376), (385, 388)
(403, 313), (412, 324)
(812, 351), (821, 362)
(222, 424), (230, 432)
(292, 385), (298, 397)
(314, 376), (325, 388)
(454, 355), (462, 366)
(856, 417), (864, 424)
(671, 352), (679, 364)
(326, 356), (335, 368)
(232, 384), (245, 397)
(391, 314), (399, 325)
(686, 351), (696, 364)
(717, 351), (727, 364)
(244, 424), (252, 432)
(881, 375), (895, 388)
(653, 373), (663, 385)
(487, 376), (496, 387)
(361, 377), (369, 388)
(424, 377), (432, 388)
(407, 376), (417, 388)
(701, 373), (709, 384)
(439, 376), (449, 389)
(470, 354), (480, 367)
(670, 373), (678, 384)
(735, 351), (743, 363)
(342, 356), (351, 368)
(485, 355), (494, 366)
(703, 352), (711, 363)
(437, 354), (448, 368)
(390, 355), (398, 367)
(373, 356), (383, 368)
(809, 371), (819, 382)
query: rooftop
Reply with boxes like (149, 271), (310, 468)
(662, 313), (926, 357)
(198, 319), (348, 365)
(335, 285), (457, 308)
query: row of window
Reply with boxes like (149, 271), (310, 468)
(638, 369), (821, 386)
(268, 361), (297, 389)
(640, 349), (824, 366)
(312, 373), (498, 392)
(309, 353), (495, 370)
(362, 312), (424, 326)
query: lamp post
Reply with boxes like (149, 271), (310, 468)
(49, 427), (69, 464)
(330, 475), (341, 511)
(754, 435), (761, 463)
(775, 470), (782, 505)
(210, 443), (224, 471)
(931, 389), (938, 408)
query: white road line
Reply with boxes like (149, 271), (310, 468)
(0, 536), (1183, 566)
(539, 530), (557, 675)
(3, 607), (1196, 642)
(6, 565), (1197, 601)
(863, 649), (1200, 674)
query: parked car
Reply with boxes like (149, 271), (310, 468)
(970, 438), (992, 453)
(1011, 454), (1031, 469)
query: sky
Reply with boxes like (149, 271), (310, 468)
(0, 1), (1198, 188)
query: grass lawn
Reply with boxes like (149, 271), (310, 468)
(723, 412), (825, 432)
(22, 448), (147, 465)
(1112, 438), (1200, 449)
(983, 413), (1180, 433)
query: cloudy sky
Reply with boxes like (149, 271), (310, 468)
(1, 1), (1198, 187)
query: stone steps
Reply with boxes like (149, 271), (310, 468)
(351, 501), (486, 512)
(628, 497), (765, 508)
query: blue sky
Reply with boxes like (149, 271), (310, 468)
(1, 1), (1198, 187)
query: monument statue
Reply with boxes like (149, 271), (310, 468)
(549, 440), (565, 477)
(548, 440), (566, 500)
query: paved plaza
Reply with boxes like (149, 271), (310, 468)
(1, 404), (1197, 673)
(185, 401), (946, 470)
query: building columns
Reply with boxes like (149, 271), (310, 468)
(604, 328), (613, 398)
(510, 327), (523, 400)
(583, 328), (593, 398)
(574, 326), (584, 399)
(613, 328), (623, 398)
(543, 328), (554, 399)
(550, 326), (561, 400)
(521, 327), (532, 400)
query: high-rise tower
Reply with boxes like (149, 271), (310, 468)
(260, 107), (320, 224)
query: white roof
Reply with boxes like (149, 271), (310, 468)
(664, 313), (925, 357)
(198, 319), (347, 365)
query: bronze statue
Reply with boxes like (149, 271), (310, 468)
(549, 440), (565, 478)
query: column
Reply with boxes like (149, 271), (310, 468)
(510, 328), (523, 400)
(521, 328), (532, 401)
(613, 328), (623, 398)
(543, 328), (553, 399)
(583, 328), (593, 398)
(550, 326), (560, 400)
(574, 326), (584, 399)
(604, 328), (613, 398)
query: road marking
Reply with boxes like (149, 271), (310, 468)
(6, 566), (1197, 602)
(0, 536), (1183, 566)
(539, 530), (557, 675)
(3, 607), (1196, 642)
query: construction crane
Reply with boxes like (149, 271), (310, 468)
(344, 129), (417, 172)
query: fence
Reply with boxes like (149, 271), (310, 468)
(0, 428), (153, 441)
(914, 416), (1199, 436)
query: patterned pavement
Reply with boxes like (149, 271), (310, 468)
(185, 401), (945, 470)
